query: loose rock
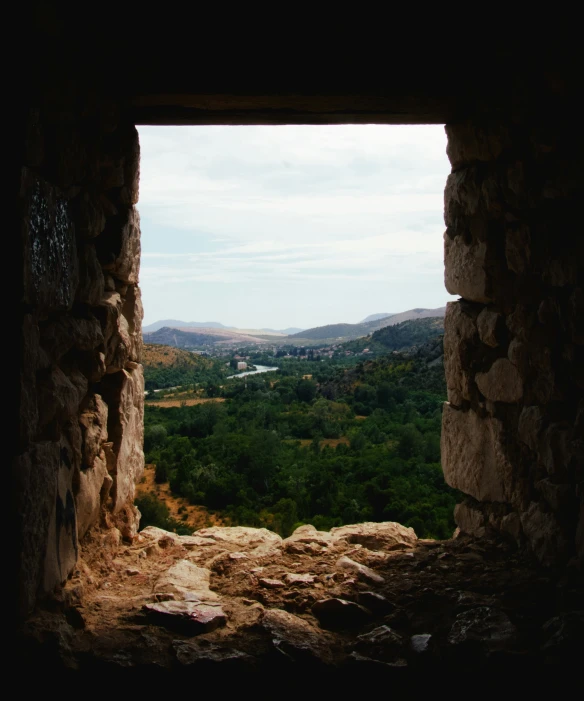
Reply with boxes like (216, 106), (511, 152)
(143, 601), (226, 635)
(284, 573), (316, 585)
(312, 598), (372, 630)
(448, 606), (517, 649)
(336, 556), (384, 584)
(331, 522), (417, 551)
(154, 560), (219, 601)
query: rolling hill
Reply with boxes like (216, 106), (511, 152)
(142, 343), (228, 390)
(341, 317), (445, 354)
(142, 344), (215, 369)
(143, 319), (228, 333)
(143, 308), (446, 346)
(143, 326), (278, 348)
(143, 327), (226, 348)
(287, 307), (446, 343)
(360, 313), (394, 323)
(143, 319), (304, 335)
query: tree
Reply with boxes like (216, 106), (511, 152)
(397, 424), (423, 459)
(296, 379), (316, 402)
(144, 424), (167, 452)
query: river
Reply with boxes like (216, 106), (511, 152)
(145, 364), (280, 396)
(226, 364), (279, 379)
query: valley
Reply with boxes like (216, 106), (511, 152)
(139, 317), (455, 541)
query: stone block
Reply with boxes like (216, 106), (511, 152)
(74, 190), (106, 239)
(444, 168), (481, 227)
(441, 403), (514, 502)
(76, 243), (105, 305)
(536, 478), (575, 513)
(520, 502), (568, 566)
(94, 291), (130, 373)
(100, 366), (144, 512)
(445, 122), (510, 169)
(444, 234), (491, 303)
(505, 222), (531, 274)
(95, 206), (141, 284)
(518, 406), (544, 453)
(40, 316), (104, 361)
(443, 301), (478, 406)
(453, 502), (486, 537)
(37, 366), (82, 434)
(79, 394), (108, 469)
(13, 442), (60, 614)
(529, 346), (556, 404)
(121, 284), (143, 362)
(539, 423), (572, 478)
(120, 125), (140, 205)
(500, 512), (522, 542)
(476, 358), (523, 403)
(506, 305), (535, 341)
(477, 308), (502, 347)
(76, 453), (108, 539)
(43, 443), (79, 593)
(508, 339), (528, 375)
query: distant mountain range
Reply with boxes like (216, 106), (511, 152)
(262, 327), (305, 335)
(360, 313), (394, 323)
(142, 319), (305, 335)
(142, 307), (446, 348)
(143, 319), (229, 333)
(143, 326), (279, 349)
(287, 307), (446, 342)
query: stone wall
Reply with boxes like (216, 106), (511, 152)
(15, 104), (144, 614)
(441, 120), (584, 565)
(13, 91), (582, 621)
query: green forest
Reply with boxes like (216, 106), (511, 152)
(142, 344), (229, 391)
(340, 317), (444, 354)
(140, 335), (458, 540)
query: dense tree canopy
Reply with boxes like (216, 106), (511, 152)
(142, 342), (458, 539)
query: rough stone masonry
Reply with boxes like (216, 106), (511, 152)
(16, 103), (145, 614)
(441, 120), (584, 566)
(13, 91), (584, 621)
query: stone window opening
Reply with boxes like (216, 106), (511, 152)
(15, 92), (583, 676)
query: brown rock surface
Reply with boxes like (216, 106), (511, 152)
(476, 358), (523, 403)
(444, 236), (490, 303)
(336, 556), (385, 584)
(194, 526), (282, 551)
(442, 404), (513, 502)
(154, 559), (219, 601)
(96, 206), (141, 284)
(101, 366), (144, 512)
(330, 521), (417, 551)
(476, 309), (502, 348)
(143, 600), (226, 635)
(443, 301), (478, 406)
(18, 521), (583, 677)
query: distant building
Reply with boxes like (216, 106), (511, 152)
(237, 361), (247, 370)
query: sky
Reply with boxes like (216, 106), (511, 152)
(137, 125), (456, 330)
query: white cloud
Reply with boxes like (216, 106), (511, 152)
(137, 125), (455, 327)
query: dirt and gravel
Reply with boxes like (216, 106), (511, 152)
(18, 520), (583, 684)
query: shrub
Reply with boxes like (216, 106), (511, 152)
(135, 492), (192, 535)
